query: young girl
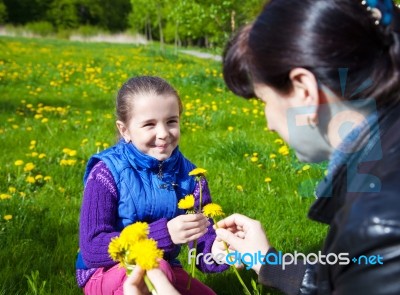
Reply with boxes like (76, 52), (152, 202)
(76, 76), (227, 295)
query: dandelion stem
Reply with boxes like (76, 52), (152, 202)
(144, 273), (158, 295)
(187, 240), (197, 290)
(198, 177), (203, 212)
(214, 222), (252, 295)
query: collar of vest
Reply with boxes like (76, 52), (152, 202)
(120, 140), (181, 173)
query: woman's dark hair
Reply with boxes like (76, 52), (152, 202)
(116, 76), (182, 124)
(223, 0), (400, 106)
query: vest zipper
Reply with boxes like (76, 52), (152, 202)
(157, 161), (163, 180)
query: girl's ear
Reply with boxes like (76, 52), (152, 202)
(116, 120), (130, 142)
(289, 68), (320, 124)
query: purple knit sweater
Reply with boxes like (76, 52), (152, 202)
(76, 161), (228, 287)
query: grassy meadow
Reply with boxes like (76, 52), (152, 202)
(0, 36), (328, 295)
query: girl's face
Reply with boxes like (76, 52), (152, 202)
(117, 93), (180, 161)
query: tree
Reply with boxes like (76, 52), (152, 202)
(47, 0), (79, 29)
(0, 0), (7, 24)
(3, 0), (52, 24)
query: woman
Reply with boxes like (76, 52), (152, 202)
(214, 0), (400, 294)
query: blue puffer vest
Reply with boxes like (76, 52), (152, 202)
(84, 140), (196, 229)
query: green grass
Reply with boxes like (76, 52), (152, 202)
(0, 36), (328, 294)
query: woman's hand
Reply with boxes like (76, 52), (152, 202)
(123, 266), (180, 295)
(215, 213), (270, 274)
(167, 213), (210, 244)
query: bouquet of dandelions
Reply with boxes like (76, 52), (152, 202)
(178, 168), (254, 295)
(108, 221), (164, 295)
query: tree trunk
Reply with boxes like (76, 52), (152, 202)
(148, 16), (152, 41)
(144, 16), (148, 40)
(231, 10), (236, 32)
(174, 21), (179, 55)
(157, 3), (164, 52)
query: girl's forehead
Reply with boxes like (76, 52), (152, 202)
(129, 94), (180, 117)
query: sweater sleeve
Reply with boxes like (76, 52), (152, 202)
(258, 248), (308, 295)
(148, 217), (176, 254)
(79, 161), (120, 268)
(192, 177), (229, 273)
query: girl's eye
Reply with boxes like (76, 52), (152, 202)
(143, 123), (155, 127)
(168, 120), (178, 124)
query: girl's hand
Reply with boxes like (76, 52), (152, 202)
(215, 213), (270, 274)
(167, 214), (210, 244)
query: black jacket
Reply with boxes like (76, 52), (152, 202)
(259, 102), (400, 295)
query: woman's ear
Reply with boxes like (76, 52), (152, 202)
(289, 68), (320, 124)
(116, 120), (130, 142)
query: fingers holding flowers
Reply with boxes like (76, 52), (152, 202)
(215, 213), (270, 274)
(167, 213), (210, 244)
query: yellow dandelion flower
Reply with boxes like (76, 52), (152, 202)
(120, 222), (149, 245)
(189, 168), (207, 176)
(41, 118), (48, 123)
(26, 176), (35, 184)
(203, 203), (225, 219)
(236, 185), (243, 192)
(278, 146), (290, 156)
(67, 159), (77, 166)
(60, 159), (68, 166)
(108, 236), (127, 263)
(31, 152), (38, 157)
(19, 192), (26, 198)
(265, 177), (272, 183)
(227, 126), (234, 132)
(302, 165), (311, 171)
(178, 194), (195, 210)
(35, 175), (43, 180)
(270, 153), (277, 159)
(250, 156), (258, 163)
(24, 162), (35, 172)
(38, 153), (46, 159)
(3, 215), (12, 221)
(62, 148), (71, 154)
(44, 176), (52, 181)
(274, 138), (284, 145)
(14, 160), (24, 166)
(68, 150), (77, 157)
(8, 187), (16, 193)
(127, 239), (164, 270)
(0, 194), (11, 200)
